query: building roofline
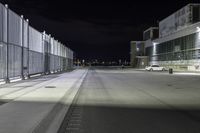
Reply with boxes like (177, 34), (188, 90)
(152, 21), (200, 44)
(130, 41), (145, 43)
(159, 3), (200, 24)
(143, 27), (159, 33)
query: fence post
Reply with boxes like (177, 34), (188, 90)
(48, 34), (51, 74)
(43, 32), (45, 76)
(27, 19), (30, 79)
(42, 31), (45, 75)
(21, 15), (25, 80)
(5, 4), (9, 83)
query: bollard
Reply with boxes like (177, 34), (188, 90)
(169, 68), (173, 74)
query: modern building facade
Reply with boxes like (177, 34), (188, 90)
(144, 3), (200, 71)
(130, 41), (148, 68)
(143, 27), (159, 41)
(130, 27), (159, 68)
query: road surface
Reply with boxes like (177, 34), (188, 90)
(59, 68), (200, 133)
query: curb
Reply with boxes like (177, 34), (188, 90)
(32, 70), (88, 133)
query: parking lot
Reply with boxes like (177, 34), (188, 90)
(59, 68), (200, 133)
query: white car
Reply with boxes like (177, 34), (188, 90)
(145, 65), (165, 71)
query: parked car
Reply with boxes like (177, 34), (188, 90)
(145, 65), (166, 71)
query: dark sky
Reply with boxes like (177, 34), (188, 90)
(0, 0), (200, 61)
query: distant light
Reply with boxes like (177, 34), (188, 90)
(26, 19), (29, 22)
(5, 4), (8, 8)
(197, 27), (200, 32)
(153, 42), (159, 46)
(21, 15), (24, 18)
(152, 42), (158, 56)
(136, 48), (139, 51)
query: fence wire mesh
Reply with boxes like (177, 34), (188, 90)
(0, 3), (73, 82)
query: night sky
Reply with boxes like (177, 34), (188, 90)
(0, 0), (200, 62)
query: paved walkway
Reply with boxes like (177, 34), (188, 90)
(0, 69), (88, 133)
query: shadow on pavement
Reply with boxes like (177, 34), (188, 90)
(0, 100), (199, 133)
(59, 103), (200, 133)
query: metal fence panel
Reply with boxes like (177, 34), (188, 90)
(63, 57), (66, 70)
(53, 39), (55, 55)
(21, 20), (29, 78)
(63, 45), (65, 57)
(57, 41), (59, 56)
(44, 34), (47, 53)
(8, 45), (22, 77)
(71, 50), (73, 59)
(69, 49), (71, 59)
(66, 58), (68, 69)
(29, 26), (43, 53)
(0, 43), (6, 79)
(50, 37), (54, 54)
(57, 42), (60, 56)
(0, 4), (7, 43)
(7, 9), (23, 78)
(60, 43), (62, 57)
(44, 33), (51, 73)
(62, 45), (65, 57)
(63, 46), (65, 57)
(60, 44), (62, 57)
(0, 4), (7, 80)
(49, 37), (54, 72)
(0, 4), (3, 42)
(55, 55), (59, 70)
(44, 34), (51, 53)
(54, 40), (58, 55)
(50, 54), (55, 71)
(8, 9), (22, 46)
(29, 51), (44, 74)
(66, 48), (69, 59)
(23, 47), (28, 76)
(69, 49), (72, 59)
(0, 3), (74, 81)
(60, 56), (62, 69)
(28, 26), (44, 75)
(23, 20), (28, 48)
(58, 42), (61, 69)
(64, 47), (66, 58)
(2, 6), (7, 43)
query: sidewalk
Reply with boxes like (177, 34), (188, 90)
(0, 69), (88, 133)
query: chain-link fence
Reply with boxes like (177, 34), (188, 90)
(0, 3), (73, 82)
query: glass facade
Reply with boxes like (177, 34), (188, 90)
(146, 33), (200, 62)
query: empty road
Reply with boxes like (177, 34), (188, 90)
(59, 68), (200, 133)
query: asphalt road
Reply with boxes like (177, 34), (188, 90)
(59, 68), (200, 133)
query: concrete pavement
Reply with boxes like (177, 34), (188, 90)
(1, 68), (200, 133)
(0, 69), (88, 133)
(59, 68), (200, 133)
